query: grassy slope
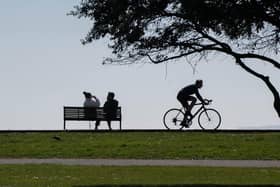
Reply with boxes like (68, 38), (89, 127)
(0, 131), (280, 159)
(0, 165), (280, 187)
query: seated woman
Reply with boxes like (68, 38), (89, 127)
(83, 91), (100, 107)
(83, 91), (101, 129)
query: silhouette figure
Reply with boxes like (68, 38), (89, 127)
(177, 80), (206, 126)
(83, 91), (101, 130)
(83, 91), (100, 107)
(103, 92), (119, 130)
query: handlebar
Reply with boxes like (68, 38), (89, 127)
(195, 99), (212, 106)
(205, 99), (213, 104)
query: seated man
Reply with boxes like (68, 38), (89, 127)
(103, 92), (119, 130)
(177, 80), (206, 126)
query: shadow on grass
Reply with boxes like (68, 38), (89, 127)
(74, 185), (280, 187)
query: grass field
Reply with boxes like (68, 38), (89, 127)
(0, 165), (280, 187)
(1, 131), (280, 159)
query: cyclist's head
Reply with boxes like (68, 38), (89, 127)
(195, 79), (203, 88)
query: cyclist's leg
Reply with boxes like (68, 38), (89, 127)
(187, 96), (197, 115)
(178, 96), (196, 127)
(177, 94), (188, 110)
(177, 94), (189, 126)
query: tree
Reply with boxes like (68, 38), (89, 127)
(69, 0), (280, 117)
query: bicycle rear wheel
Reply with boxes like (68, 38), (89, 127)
(198, 108), (221, 130)
(163, 108), (184, 130)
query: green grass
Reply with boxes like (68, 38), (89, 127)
(0, 165), (279, 187)
(0, 132), (280, 159)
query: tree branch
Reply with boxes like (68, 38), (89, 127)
(237, 53), (280, 69)
(198, 31), (280, 69)
(146, 49), (205, 64)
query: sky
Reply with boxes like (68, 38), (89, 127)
(0, 1), (279, 130)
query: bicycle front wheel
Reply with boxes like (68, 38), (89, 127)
(163, 108), (184, 130)
(198, 108), (221, 130)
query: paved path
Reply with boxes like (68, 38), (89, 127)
(1, 159), (280, 168)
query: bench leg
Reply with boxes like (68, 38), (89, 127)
(120, 120), (122, 131)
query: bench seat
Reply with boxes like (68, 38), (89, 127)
(64, 106), (122, 130)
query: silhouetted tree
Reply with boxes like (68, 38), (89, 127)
(69, 0), (280, 117)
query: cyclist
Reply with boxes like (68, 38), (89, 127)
(177, 80), (206, 126)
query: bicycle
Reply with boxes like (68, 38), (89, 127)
(163, 99), (221, 130)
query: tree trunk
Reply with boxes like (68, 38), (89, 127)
(266, 77), (280, 118)
(274, 98), (280, 118)
(236, 58), (280, 118)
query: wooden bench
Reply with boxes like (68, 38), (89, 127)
(63, 106), (122, 130)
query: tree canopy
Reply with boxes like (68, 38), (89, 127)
(69, 0), (280, 117)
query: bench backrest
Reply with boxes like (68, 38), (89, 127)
(64, 107), (121, 121)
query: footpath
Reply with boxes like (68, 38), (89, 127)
(1, 159), (280, 168)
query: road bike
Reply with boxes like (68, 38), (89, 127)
(163, 99), (221, 130)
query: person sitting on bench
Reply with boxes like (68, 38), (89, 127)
(103, 92), (119, 130)
(83, 91), (100, 107)
(83, 91), (101, 129)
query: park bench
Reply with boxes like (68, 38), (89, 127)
(63, 106), (122, 130)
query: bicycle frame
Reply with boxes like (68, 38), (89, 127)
(181, 102), (208, 121)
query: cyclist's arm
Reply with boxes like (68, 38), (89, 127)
(195, 90), (204, 103)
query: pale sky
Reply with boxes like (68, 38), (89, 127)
(0, 1), (279, 130)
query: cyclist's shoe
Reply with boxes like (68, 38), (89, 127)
(180, 120), (190, 128)
(186, 119), (192, 127)
(179, 120), (187, 127)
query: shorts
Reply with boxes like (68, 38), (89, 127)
(177, 92), (196, 107)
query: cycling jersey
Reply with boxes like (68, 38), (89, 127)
(177, 84), (204, 102)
